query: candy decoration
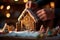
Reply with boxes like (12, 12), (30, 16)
(40, 25), (45, 33)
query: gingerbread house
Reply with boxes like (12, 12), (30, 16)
(18, 8), (40, 31)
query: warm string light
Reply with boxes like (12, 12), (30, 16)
(0, 5), (4, 10)
(14, 0), (18, 2)
(6, 5), (10, 10)
(24, 0), (28, 3)
(50, 2), (55, 8)
(6, 13), (10, 18)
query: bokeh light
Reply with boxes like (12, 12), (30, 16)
(6, 5), (10, 10)
(0, 5), (4, 10)
(24, 0), (28, 3)
(14, 0), (18, 2)
(6, 13), (10, 18)
(50, 2), (55, 8)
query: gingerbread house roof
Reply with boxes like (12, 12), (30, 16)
(18, 8), (39, 23)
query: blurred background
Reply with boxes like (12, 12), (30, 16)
(0, 0), (54, 29)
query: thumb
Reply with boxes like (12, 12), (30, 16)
(28, 1), (32, 8)
(25, 1), (32, 8)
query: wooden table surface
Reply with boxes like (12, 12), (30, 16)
(0, 36), (60, 40)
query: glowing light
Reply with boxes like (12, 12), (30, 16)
(24, 0), (28, 3)
(6, 13), (10, 18)
(50, 2), (55, 8)
(6, 5), (10, 10)
(14, 0), (18, 1)
(0, 5), (4, 10)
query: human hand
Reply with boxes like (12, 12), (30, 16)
(37, 9), (47, 21)
(25, 1), (32, 8)
(25, 1), (37, 9)
(37, 9), (54, 21)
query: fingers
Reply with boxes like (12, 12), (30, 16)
(40, 14), (46, 19)
(39, 14), (47, 21)
(37, 9), (44, 13)
(42, 16), (47, 21)
(37, 9), (45, 17)
(37, 9), (47, 21)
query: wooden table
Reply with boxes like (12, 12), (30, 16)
(0, 36), (60, 40)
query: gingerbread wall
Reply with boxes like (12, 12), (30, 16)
(20, 13), (35, 30)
